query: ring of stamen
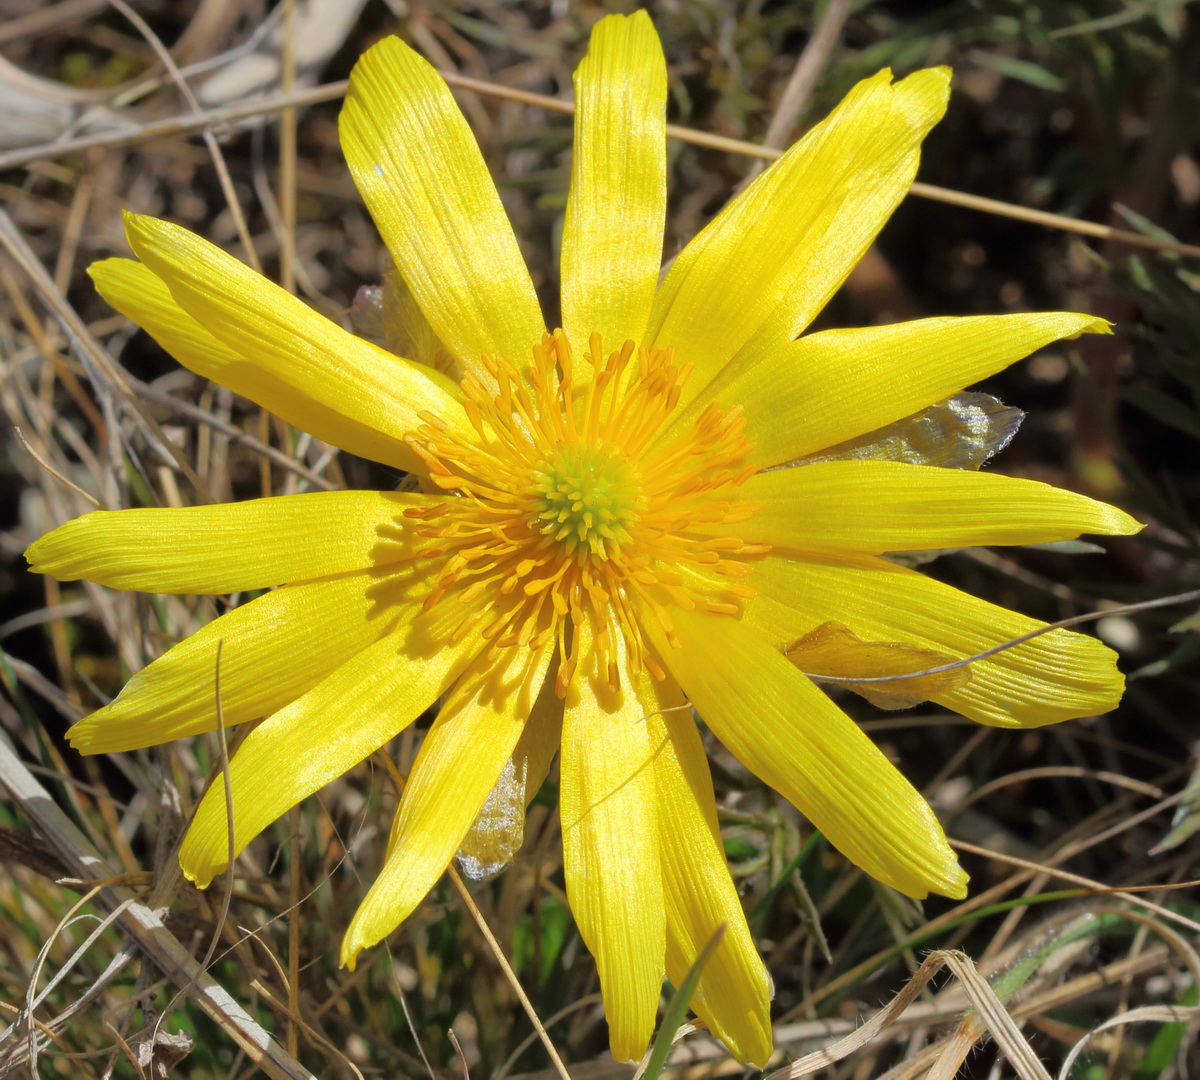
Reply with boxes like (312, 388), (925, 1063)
(405, 329), (769, 695)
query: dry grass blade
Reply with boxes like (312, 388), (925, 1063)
(740, 0), (854, 187)
(925, 952), (1051, 1080)
(0, 0), (108, 47)
(247, 978), (367, 1080)
(450, 845), (571, 1080)
(0, 72), (1196, 260)
(0, 209), (213, 503)
(950, 838), (1200, 935)
(13, 427), (106, 510)
(126, 375), (337, 490)
(721, 938), (1180, 1074)
(1058, 1004), (1200, 1079)
(0, 738), (315, 1080)
(0, 79), (348, 168)
(3, 883), (125, 1072)
(1052, 905), (1200, 1080)
(375, 751), (570, 1080)
(764, 949), (1051, 1080)
(104, 0), (261, 272)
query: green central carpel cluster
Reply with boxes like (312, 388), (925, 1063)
(403, 329), (764, 693)
(531, 444), (642, 557)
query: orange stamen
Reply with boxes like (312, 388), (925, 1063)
(405, 331), (766, 694)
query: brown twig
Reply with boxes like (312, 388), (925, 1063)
(0, 208), (214, 503)
(742, 0), (853, 186)
(1, 72), (1197, 260)
(0, 739), (316, 1080)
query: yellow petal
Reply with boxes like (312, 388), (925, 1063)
(68, 567), (415, 753)
(743, 556), (1125, 727)
(89, 258), (421, 472)
(560, 12), (666, 377)
(648, 67), (949, 422)
(561, 622), (665, 1063)
(26, 490), (438, 594)
(711, 460), (1141, 557)
(786, 621), (971, 710)
(649, 678), (773, 1066)
(715, 313), (1110, 468)
(341, 642), (553, 967)
(340, 37), (544, 378)
(120, 215), (469, 469)
(511, 658), (565, 807)
(179, 600), (482, 887)
(377, 271), (456, 376)
(642, 603), (967, 900)
(457, 657), (563, 879)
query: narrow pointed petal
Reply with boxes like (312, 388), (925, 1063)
(744, 556), (1125, 727)
(340, 37), (544, 378)
(67, 568), (416, 754)
(562, 624), (665, 1062)
(709, 461), (1140, 558)
(89, 258), (422, 472)
(712, 313), (1109, 468)
(511, 659), (565, 806)
(648, 678), (773, 1066)
(341, 642), (553, 966)
(560, 12), (666, 375)
(26, 490), (439, 594)
(647, 68), (949, 421)
(457, 657), (565, 876)
(642, 604), (967, 900)
(120, 215), (469, 472)
(179, 605), (482, 887)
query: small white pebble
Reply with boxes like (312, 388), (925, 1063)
(346, 1034), (370, 1064)
(392, 960), (418, 992)
(1096, 614), (1140, 651)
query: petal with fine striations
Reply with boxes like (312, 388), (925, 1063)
(26, 490), (439, 594)
(122, 214), (468, 472)
(340, 36), (544, 379)
(643, 603), (967, 900)
(648, 67), (949, 428)
(648, 676), (773, 1066)
(561, 623), (666, 1063)
(67, 566), (422, 754)
(700, 460), (1141, 558)
(179, 602), (483, 888)
(560, 12), (666, 378)
(743, 555), (1127, 727)
(710, 313), (1109, 469)
(341, 642), (553, 967)
(89, 258), (422, 472)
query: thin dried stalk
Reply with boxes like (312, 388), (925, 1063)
(765, 950), (1051, 1080)
(0, 73), (1197, 260)
(0, 739), (315, 1080)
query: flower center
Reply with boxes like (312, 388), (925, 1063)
(405, 330), (768, 694)
(531, 444), (641, 557)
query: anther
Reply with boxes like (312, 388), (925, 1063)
(405, 325), (765, 695)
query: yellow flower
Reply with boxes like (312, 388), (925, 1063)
(26, 12), (1140, 1065)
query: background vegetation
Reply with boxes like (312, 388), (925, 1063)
(1, 0), (1198, 1076)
